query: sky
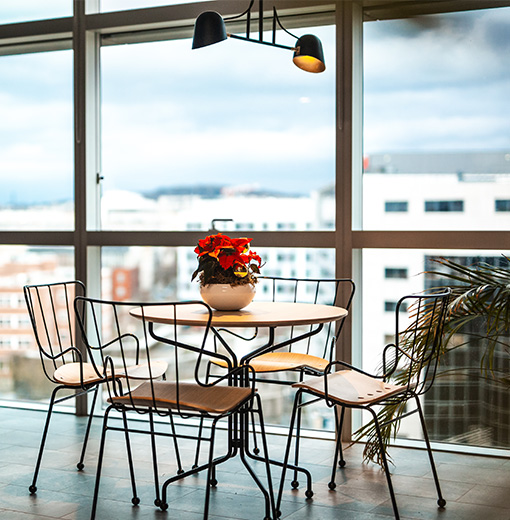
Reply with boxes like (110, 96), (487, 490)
(0, 4), (510, 204)
(363, 8), (510, 153)
(0, 0), (204, 23)
(100, 26), (336, 198)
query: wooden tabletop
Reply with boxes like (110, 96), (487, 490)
(130, 301), (348, 328)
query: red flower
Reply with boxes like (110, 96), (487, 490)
(191, 233), (264, 285)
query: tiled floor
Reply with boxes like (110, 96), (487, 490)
(1, 407), (510, 520)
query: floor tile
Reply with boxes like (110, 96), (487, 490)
(1, 408), (510, 520)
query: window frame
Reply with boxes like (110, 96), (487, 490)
(1, 0), (510, 454)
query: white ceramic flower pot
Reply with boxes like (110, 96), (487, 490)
(200, 283), (256, 311)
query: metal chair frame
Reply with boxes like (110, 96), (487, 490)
(204, 276), (355, 489)
(220, 276), (355, 377)
(277, 289), (451, 520)
(23, 280), (100, 494)
(75, 297), (277, 520)
(24, 281), (174, 500)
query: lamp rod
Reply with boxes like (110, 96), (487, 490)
(224, 0), (254, 21)
(273, 6), (299, 40)
(223, 0), (298, 51)
(227, 32), (295, 51)
(259, 0), (263, 42)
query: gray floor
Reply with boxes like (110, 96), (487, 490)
(0, 407), (509, 520)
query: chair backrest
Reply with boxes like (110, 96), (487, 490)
(386, 288), (451, 396)
(24, 280), (86, 383)
(74, 297), (234, 416)
(256, 276), (355, 360)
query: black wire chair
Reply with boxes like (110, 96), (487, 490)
(277, 289), (451, 520)
(202, 276), (355, 490)
(24, 281), (96, 494)
(242, 276), (355, 377)
(23, 281), (169, 495)
(75, 297), (276, 520)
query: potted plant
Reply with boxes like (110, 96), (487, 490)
(357, 256), (510, 466)
(191, 232), (263, 311)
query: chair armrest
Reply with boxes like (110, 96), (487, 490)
(324, 360), (383, 379)
(384, 342), (424, 371)
(41, 345), (83, 363)
(102, 355), (120, 396)
(382, 343), (399, 379)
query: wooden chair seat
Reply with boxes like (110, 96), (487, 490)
(212, 352), (329, 373)
(293, 370), (405, 406)
(120, 360), (168, 380)
(54, 362), (105, 386)
(109, 380), (253, 414)
(53, 360), (168, 386)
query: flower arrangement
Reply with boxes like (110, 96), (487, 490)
(191, 233), (263, 287)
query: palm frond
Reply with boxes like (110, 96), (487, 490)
(355, 256), (510, 467)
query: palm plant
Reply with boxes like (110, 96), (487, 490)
(355, 256), (510, 467)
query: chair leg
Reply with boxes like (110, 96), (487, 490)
(148, 410), (161, 507)
(168, 411), (185, 474)
(328, 405), (345, 490)
(77, 385), (99, 471)
(193, 416), (205, 469)
(121, 410), (139, 506)
(276, 390), (313, 516)
(291, 391), (304, 489)
(415, 396), (446, 508)
(29, 386), (60, 494)
(203, 417), (220, 520)
(90, 407), (111, 520)
(369, 408), (400, 520)
(250, 409), (260, 455)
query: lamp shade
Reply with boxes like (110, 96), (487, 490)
(293, 34), (326, 73)
(192, 11), (227, 49)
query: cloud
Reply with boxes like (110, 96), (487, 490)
(364, 8), (510, 153)
(364, 9), (510, 90)
(0, 0), (70, 23)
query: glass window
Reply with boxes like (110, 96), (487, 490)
(384, 267), (408, 279)
(0, 51), (73, 230)
(0, 1), (71, 24)
(384, 301), (407, 312)
(425, 200), (464, 212)
(384, 301), (396, 312)
(100, 24), (335, 231)
(385, 201), (408, 212)
(495, 199), (510, 212)
(363, 9), (510, 230)
(363, 249), (510, 449)
(0, 246), (74, 403)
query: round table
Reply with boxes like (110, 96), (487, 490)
(130, 301), (348, 328)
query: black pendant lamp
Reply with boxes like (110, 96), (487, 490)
(192, 0), (325, 73)
(192, 11), (227, 50)
(293, 34), (326, 74)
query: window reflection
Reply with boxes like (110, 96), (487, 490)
(0, 51), (73, 230)
(363, 249), (510, 449)
(363, 10), (510, 231)
(0, 247), (74, 403)
(100, 25), (335, 231)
